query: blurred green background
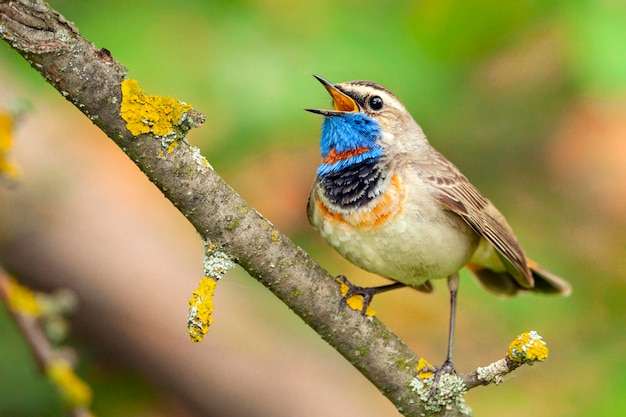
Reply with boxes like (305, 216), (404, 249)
(2, 0), (626, 416)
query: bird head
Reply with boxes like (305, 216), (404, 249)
(306, 75), (425, 177)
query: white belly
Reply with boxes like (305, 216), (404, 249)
(309, 180), (479, 288)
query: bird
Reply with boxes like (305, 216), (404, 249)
(305, 74), (571, 379)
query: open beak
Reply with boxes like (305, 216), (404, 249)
(305, 74), (359, 116)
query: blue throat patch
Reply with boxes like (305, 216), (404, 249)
(316, 112), (383, 177)
(315, 112), (386, 209)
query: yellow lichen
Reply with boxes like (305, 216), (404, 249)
(120, 79), (192, 137)
(508, 331), (548, 364)
(0, 111), (19, 180)
(167, 139), (179, 154)
(337, 279), (375, 317)
(187, 277), (217, 343)
(46, 359), (93, 408)
(6, 276), (40, 316)
(416, 357), (435, 378)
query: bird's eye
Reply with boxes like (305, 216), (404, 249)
(368, 96), (383, 111)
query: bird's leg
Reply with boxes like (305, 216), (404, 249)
(336, 275), (406, 315)
(443, 272), (459, 371)
(419, 273), (459, 396)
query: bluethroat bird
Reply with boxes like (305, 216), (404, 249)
(305, 75), (571, 377)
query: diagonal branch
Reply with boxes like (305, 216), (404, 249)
(0, 1), (548, 415)
(0, 0), (425, 413)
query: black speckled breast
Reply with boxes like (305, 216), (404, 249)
(318, 159), (386, 209)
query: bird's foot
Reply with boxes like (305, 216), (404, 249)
(336, 275), (376, 316)
(419, 359), (457, 398)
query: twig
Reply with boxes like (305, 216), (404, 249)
(0, 265), (95, 416)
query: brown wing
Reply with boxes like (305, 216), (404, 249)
(418, 150), (533, 288)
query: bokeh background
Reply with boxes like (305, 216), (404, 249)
(1, 1), (625, 416)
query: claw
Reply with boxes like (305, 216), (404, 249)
(336, 275), (406, 317)
(419, 360), (457, 397)
(336, 275), (376, 315)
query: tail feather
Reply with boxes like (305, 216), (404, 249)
(467, 260), (572, 297)
(466, 264), (519, 296)
(527, 259), (572, 296)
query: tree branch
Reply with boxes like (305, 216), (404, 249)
(0, 1), (548, 415)
(0, 265), (94, 416)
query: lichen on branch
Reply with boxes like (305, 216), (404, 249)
(120, 79), (193, 137)
(187, 240), (236, 342)
(508, 330), (548, 364)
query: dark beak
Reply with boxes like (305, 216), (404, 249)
(305, 74), (359, 116)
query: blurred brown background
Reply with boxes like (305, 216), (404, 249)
(1, 1), (625, 416)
